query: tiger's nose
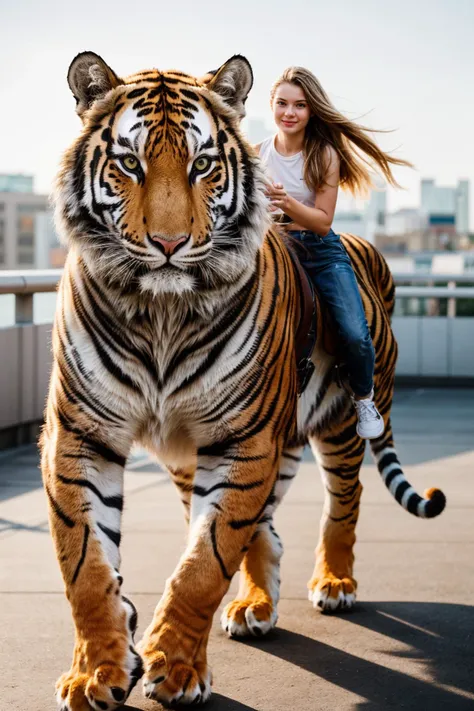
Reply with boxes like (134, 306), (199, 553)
(149, 235), (189, 255)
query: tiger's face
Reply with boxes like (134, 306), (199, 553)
(56, 53), (269, 296)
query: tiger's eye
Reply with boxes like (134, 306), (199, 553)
(122, 155), (139, 171)
(193, 156), (211, 173)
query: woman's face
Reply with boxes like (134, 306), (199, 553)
(272, 82), (311, 135)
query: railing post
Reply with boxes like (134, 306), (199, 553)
(447, 280), (457, 318)
(15, 294), (34, 325)
(426, 278), (438, 316)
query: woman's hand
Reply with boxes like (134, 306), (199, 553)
(265, 182), (291, 212)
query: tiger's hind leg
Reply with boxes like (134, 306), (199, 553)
(167, 464), (196, 525)
(42, 417), (142, 711)
(308, 416), (365, 612)
(221, 446), (303, 637)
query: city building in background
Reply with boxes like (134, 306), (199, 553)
(35, 211), (66, 268)
(421, 178), (469, 235)
(366, 181), (387, 230)
(375, 178), (471, 256)
(0, 175), (64, 269)
(0, 173), (34, 194)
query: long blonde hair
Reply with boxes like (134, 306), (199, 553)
(270, 66), (412, 194)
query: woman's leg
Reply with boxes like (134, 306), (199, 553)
(313, 259), (374, 397)
(296, 231), (373, 397)
(299, 231), (383, 438)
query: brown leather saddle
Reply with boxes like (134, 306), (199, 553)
(286, 243), (339, 395)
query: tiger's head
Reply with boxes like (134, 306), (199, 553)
(55, 52), (270, 297)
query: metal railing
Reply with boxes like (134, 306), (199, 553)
(1, 269), (474, 325)
(392, 273), (474, 284)
(393, 273), (474, 318)
(0, 270), (62, 325)
(396, 286), (474, 298)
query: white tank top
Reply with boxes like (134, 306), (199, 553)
(259, 135), (316, 208)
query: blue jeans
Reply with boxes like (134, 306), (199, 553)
(289, 228), (375, 397)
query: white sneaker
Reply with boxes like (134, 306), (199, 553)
(353, 391), (384, 439)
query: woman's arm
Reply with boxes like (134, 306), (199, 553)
(266, 147), (340, 235)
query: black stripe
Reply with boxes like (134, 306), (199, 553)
(81, 274), (158, 381)
(45, 483), (75, 528)
(193, 478), (264, 497)
(90, 146), (105, 220)
(127, 87), (148, 99)
(56, 360), (121, 426)
(180, 89), (200, 101)
(165, 270), (257, 385)
(72, 525), (90, 584)
(407, 493), (422, 515)
(377, 451), (399, 471)
(323, 463), (363, 481)
(63, 322), (93, 383)
(226, 453), (267, 462)
(322, 434), (365, 459)
(323, 421), (358, 447)
(394, 480), (411, 504)
(57, 474), (123, 511)
(384, 468), (403, 488)
(282, 451), (302, 462)
(70, 283), (142, 394)
(370, 432), (392, 456)
(229, 489), (276, 530)
(210, 520), (231, 580)
(328, 511), (354, 522)
(81, 436), (126, 468)
(97, 522), (122, 548)
(326, 480), (360, 502)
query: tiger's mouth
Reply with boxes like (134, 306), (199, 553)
(150, 264), (183, 274)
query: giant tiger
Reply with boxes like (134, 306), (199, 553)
(41, 52), (446, 710)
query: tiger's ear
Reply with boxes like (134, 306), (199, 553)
(67, 52), (123, 119)
(201, 55), (253, 120)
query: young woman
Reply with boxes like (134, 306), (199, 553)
(257, 66), (411, 439)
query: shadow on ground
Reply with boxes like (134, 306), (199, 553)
(122, 698), (257, 711)
(0, 443), (164, 505)
(235, 601), (474, 710)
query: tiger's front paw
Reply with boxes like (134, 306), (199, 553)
(221, 598), (278, 638)
(138, 605), (212, 706)
(56, 595), (143, 710)
(141, 652), (212, 706)
(56, 647), (143, 711)
(307, 575), (357, 612)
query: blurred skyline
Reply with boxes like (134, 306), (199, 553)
(1, 0), (473, 226)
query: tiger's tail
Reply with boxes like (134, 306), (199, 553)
(370, 419), (446, 518)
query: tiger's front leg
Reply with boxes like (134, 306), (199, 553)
(41, 417), (142, 711)
(139, 440), (281, 706)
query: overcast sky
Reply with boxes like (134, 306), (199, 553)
(1, 0), (473, 224)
